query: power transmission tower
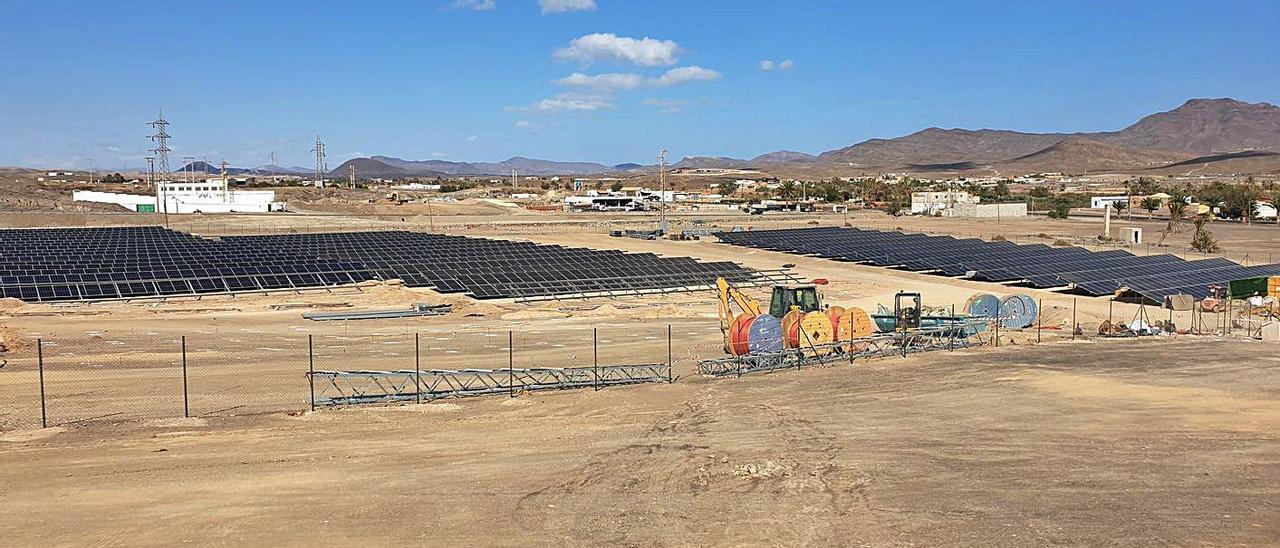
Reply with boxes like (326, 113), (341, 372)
(182, 156), (195, 184)
(348, 163), (356, 188)
(147, 110), (172, 177)
(311, 135), (326, 188)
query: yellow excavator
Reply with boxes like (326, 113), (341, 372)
(715, 277), (872, 356)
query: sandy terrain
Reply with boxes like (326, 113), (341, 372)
(0, 204), (1276, 545)
(1, 338), (1277, 545)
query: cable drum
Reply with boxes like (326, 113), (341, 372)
(798, 311), (835, 355)
(782, 309), (805, 348)
(965, 293), (1000, 320)
(729, 313), (756, 356)
(999, 294), (1037, 329)
(746, 313), (784, 354)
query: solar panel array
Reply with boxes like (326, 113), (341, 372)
(0, 226), (758, 302)
(718, 226), (1280, 303)
(227, 231), (757, 299)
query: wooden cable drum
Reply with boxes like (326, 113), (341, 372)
(782, 309), (805, 348)
(798, 311), (835, 355)
(965, 293), (1000, 320)
(729, 313), (757, 356)
(837, 306), (874, 351)
(825, 305), (847, 334)
(999, 294), (1036, 329)
(746, 313), (784, 355)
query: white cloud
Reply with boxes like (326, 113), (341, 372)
(553, 33), (679, 66)
(555, 72), (645, 90)
(466, 135), (478, 142)
(431, 152), (449, 158)
(641, 98), (688, 114)
(515, 120), (533, 128)
(653, 66), (721, 86)
(540, 0), (595, 13)
(556, 66), (720, 92)
(451, 0), (495, 10)
(761, 59), (794, 71)
(510, 91), (614, 113)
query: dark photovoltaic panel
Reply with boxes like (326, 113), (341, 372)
(718, 226), (1280, 303)
(227, 231), (758, 299)
(0, 226), (759, 302)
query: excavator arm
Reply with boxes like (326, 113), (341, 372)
(716, 277), (763, 341)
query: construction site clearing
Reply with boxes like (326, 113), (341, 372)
(1, 209), (1278, 546)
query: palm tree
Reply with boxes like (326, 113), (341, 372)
(778, 181), (798, 201)
(1157, 192), (1190, 246)
(1140, 196), (1161, 220)
(1190, 214), (1220, 253)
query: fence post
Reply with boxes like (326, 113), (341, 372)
(37, 338), (46, 429)
(1037, 299), (1042, 344)
(667, 324), (673, 383)
(994, 316), (1000, 348)
(593, 327), (599, 391)
(1072, 298), (1078, 340)
(307, 334), (315, 412)
(414, 333), (421, 404)
(181, 335), (189, 418)
(508, 330), (514, 398)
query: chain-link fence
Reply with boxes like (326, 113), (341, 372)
(0, 324), (688, 430)
(1, 307), (1253, 431)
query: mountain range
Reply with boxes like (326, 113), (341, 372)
(181, 98), (1280, 179)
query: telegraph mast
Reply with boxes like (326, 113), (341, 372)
(657, 147), (668, 235)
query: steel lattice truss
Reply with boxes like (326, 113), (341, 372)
(309, 363), (670, 406)
(697, 323), (985, 377)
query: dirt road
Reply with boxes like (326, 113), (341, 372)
(2, 338), (1276, 546)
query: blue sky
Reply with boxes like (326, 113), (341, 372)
(1, 0), (1277, 170)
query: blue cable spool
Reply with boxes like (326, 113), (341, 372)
(999, 294), (1036, 329)
(1018, 294), (1039, 329)
(747, 313), (784, 354)
(965, 293), (1000, 320)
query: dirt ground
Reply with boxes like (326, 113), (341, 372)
(1, 205), (1278, 545)
(1, 338), (1277, 546)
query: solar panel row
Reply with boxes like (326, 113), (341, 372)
(717, 226), (1280, 303)
(0, 226), (758, 302)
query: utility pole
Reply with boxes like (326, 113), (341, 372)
(511, 168), (518, 190)
(657, 147), (668, 235)
(145, 156), (156, 190)
(87, 158), (94, 185)
(182, 156), (195, 184)
(348, 163), (356, 188)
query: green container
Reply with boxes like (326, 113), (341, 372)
(136, 204), (156, 213)
(1228, 276), (1268, 298)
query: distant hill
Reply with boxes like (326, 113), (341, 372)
(671, 156), (750, 169)
(807, 98), (1280, 174)
(1095, 98), (1280, 154)
(992, 138), (1191, 173)
(749, 150), (817, 165)
(817, 128), (1067, 167)
(368, 155), (612, 176)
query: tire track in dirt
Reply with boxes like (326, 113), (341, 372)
(512, 386), (877, 545)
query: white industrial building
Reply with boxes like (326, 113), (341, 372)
(72, 178), (285, 213)
(910, 191), (980, 215)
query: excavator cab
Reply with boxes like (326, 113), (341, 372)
(768, 285), (821, 318)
